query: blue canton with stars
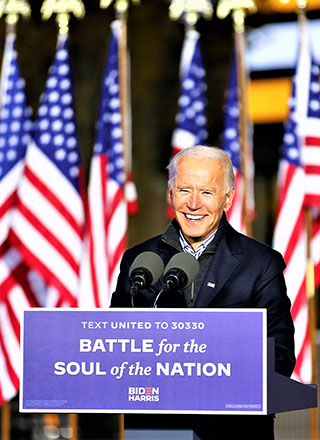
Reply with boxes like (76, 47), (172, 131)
(222, 54), (241, 171)
(0, 36), (33, 181)
(281, 57), (320, 168)
(175, 34), (208, 145)
(94, 25), (124, 187)
(307, 59), (320, 118)
(35, 34), (82, 190)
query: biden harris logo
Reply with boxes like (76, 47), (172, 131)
(128, 387), (160, 402)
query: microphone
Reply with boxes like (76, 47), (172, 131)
(152, 253), (199, 308)
(129, 251), (164, 292)
(163, 252), (200, 291)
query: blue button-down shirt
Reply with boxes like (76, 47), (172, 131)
(179, 230), (217, 260)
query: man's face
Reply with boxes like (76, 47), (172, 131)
(168, 156), (234, 249)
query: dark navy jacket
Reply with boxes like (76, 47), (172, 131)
(111, 218), (296, 378)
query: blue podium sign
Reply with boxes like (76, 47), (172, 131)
(20, 308), (267, 414)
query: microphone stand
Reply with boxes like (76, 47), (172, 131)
(152, 288), (167, 308)
(130, 284), (160, 308)
(152, 277), (179, 308)
(130, 285), (139, 308)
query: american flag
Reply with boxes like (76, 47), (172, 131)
(222, 52), (255, 234)
(167, 27), (208, 218)
(0, 245), (40, 404)
(79, 21), (127, 307)
(171, 28), (208, 156)
(272, 18), (320, 383)
(0, 33), (33, 245)
(221, 53), (245, 233)
(0, 32), (37, 404)
(300, 59), (320, 207)
(9, 33), (85, 308)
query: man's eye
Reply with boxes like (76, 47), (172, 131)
(203, 191), (213, 195)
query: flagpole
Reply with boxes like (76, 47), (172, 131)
(296, 0), (319, 437)
(234, 19), (251, 237)
(40, 2), (78, 426)
(1, 401), (10, 440)
(305, 207), (319, 440)
(0, 22), (12, 435)
(99, 3), (139, 436)
(217, 0), (256, 237)
(112, 2), (132, 179)
(118, 18), (130, 174)
(0, 3), (30, 438)
(167, 0), (212, 221)
(99, 5), (132, 439)
(40, 3), (85, 439)
(100, 0), (132, 174)
(101, 0), (139, 220)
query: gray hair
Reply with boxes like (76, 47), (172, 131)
(167, 145), (235, 193)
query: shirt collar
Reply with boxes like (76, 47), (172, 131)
(179, 230), (217, 259)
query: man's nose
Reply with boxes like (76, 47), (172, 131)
(187, 193), (201, 209)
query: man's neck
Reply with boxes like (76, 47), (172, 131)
(180, 230), (217, 254)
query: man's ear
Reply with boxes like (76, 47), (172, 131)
(224, 189), (235, 212)
(168, 188), (173, 205)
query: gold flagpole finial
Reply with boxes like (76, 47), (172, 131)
(169, 0), (213, 27)
(296, 0), (307, 21)
(41, 0), (85, 34)
(297, 0), (307, 11)
(0, 0), (31, 25)
(217, 0), (256, 32)
(100, 0), (140, 19)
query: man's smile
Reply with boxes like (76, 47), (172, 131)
(183, 213), (205, 221)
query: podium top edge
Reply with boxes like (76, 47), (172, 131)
(23, 307), (268, 313)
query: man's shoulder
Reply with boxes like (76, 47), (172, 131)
(225, 222), (285, 263)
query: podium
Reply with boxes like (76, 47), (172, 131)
(267, 338), (317, 413)
(20, 308), (317, 417)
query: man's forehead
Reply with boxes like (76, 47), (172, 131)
(176, 156), (225, 175)
(177, 155), (222, 166)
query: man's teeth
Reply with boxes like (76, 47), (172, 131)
(185, 214), (204, 220)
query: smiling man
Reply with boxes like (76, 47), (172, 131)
(168, 148), (234, 251)
(111, 145), (295, 439)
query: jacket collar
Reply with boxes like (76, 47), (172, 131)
(157, 214), (244, 308)
(160, 213), (228, 255)
(194, 221), (243, 307)
(160, 218), (181, 252)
